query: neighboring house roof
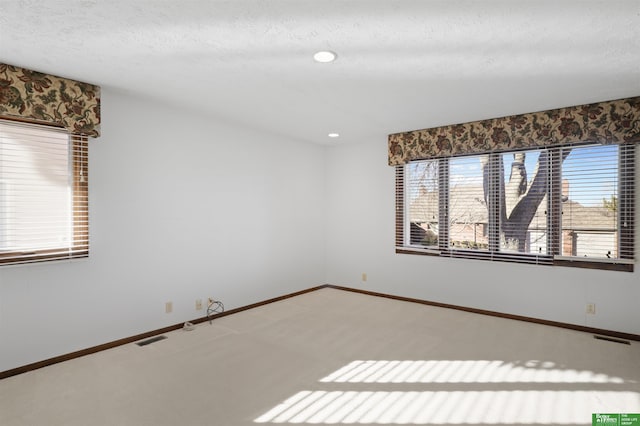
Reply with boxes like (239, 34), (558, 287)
(561, 201), (617, 230)
(409, 184), (490, 224)
(409, 187), (438, 223)
(410, 185), (617, 230)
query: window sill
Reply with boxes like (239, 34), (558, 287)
(396, 246), (440, 256)
(552, 258), (634, 272)
(0, 248), (88, 266)
(396, 247), (634, 272)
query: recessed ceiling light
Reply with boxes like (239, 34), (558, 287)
(314, 50), (337, 63)
(328, 133), (340, 138)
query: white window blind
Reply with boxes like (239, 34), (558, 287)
(398, 143), (635, 271)
(448, 154), (490, 252)
(499, 149), (549, 257)
(554, 144), (634, 262)
(406, 160), (439, 249)
(0, 119), (88, 265)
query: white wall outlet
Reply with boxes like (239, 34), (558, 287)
(195, 299), (203, 310)
(362, 273), (367, 282)
(586, 303), (596, 315)
(165, 301), (173, 314)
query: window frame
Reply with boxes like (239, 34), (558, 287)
(396, 143), (635, 272)
(0, 118), (89, 266)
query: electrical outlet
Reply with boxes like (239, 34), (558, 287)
(195, 299), (203, 310)
(165, 301), (173, 314)
(362, 273), (367, 282)
(586, 303), (596, 315)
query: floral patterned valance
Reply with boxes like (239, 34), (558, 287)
(388, 96), (640, 166)
(0, 63), (100, 137)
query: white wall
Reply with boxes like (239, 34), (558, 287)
(0, 89), (326, 372)
(2, 89), (639, 373)
(324, 138), (640, 336)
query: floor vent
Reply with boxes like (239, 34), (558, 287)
(136, 335), (167, 346)
(594, 335), (631, 345)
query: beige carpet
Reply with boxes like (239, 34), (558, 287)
(1, 288), (639, 425)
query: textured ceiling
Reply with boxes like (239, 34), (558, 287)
(1, 0), (639, 145)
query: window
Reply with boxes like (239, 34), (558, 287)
(397, 143), (635, 271)
(0, 119), (88, 265)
